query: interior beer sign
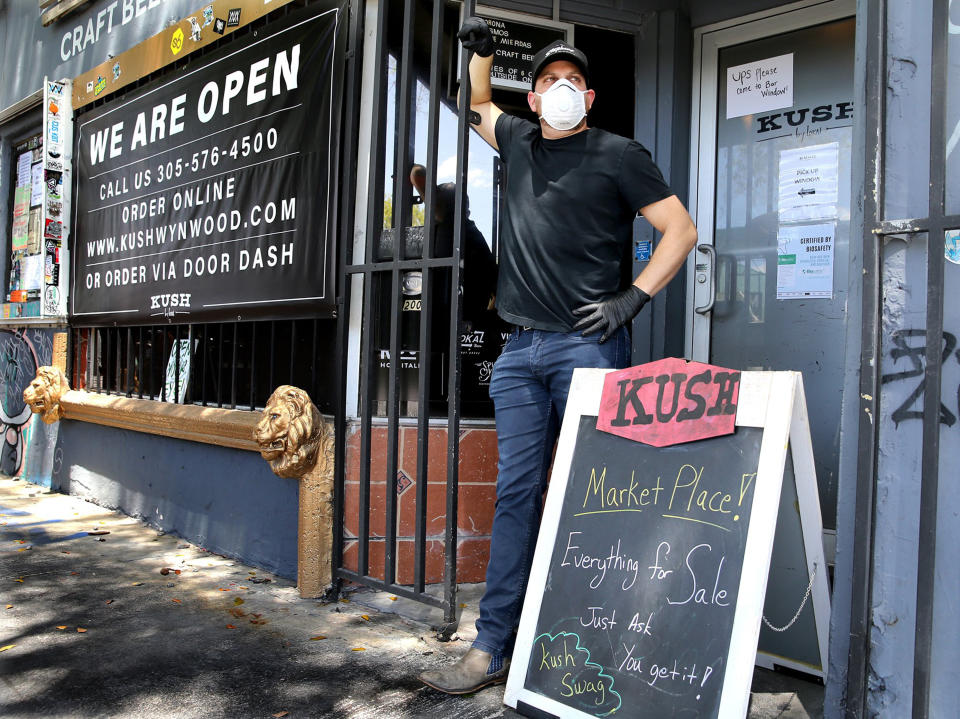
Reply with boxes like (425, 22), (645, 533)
(597, 358), (740, 446)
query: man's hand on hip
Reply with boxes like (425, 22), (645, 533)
(573, 286), (651, 343)
(457, 17), (496, 57)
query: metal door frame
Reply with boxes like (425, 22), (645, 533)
(685, 0), (856, 362)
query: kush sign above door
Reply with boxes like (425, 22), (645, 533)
(72, 4), (343, 324)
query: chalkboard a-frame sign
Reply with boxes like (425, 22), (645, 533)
(503, 364), (830, 719)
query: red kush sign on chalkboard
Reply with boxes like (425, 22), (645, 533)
(596, 358), (741, 447)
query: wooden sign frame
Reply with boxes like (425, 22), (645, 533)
(504, 369), (830, 718)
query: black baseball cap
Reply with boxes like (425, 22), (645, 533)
(530, 40), (590, 89)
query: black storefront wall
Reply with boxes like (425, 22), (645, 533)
(72, 3), (345, 325)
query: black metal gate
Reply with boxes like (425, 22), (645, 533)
(332, 0), (478, 635)
(847, 1), (959, 716)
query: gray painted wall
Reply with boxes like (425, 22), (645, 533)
(932, 242), (960, 710)
(859, 0), (960, 714)
(53, 421), (300, 579)
(0, 0), (200, 112)
(631, 9), (691, 364)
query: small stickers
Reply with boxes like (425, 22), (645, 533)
(171, 27), (185, 55)
(44, 287), (60, 315)
(213, 18), (226, 34)
(202, 5), (214, 27)
(947, 230), (960, 265)
(188, 16), (202, 42)
(635, 240), (652, 262)
(44, 219), (63, 240)
(113, 62), (122, 81)
(227, 8), (242, 27)
(45, 171), (62, 200)
(93, 76), (106, 96)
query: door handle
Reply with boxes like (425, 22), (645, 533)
(694, 244), (716, 315)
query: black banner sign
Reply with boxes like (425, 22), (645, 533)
(72, 4), (342, 324)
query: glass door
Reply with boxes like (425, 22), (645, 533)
(689, 5), (855, 531)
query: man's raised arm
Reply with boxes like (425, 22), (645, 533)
(457, 17), (503, 150)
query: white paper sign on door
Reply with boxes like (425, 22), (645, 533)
(778, 142), (840, 222)
(726, 53), (794, 119)
(777, 223), (835, 299)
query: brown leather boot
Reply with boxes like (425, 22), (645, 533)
(418, 648), (510, 694)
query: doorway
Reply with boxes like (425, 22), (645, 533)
(688, 1), (855, 535)
(687, 0), (856, 677)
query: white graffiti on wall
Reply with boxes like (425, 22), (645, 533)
(0, 330), (53, 476)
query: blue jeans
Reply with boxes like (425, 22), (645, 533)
(473, 326), (630, 656)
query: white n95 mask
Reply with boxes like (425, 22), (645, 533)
(536, 78), (587, 131)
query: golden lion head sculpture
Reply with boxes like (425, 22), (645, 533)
(255, 385), (327, 478)
(23, 366), (71, 424)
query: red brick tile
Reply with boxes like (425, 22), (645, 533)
(459, 428), (499, 484)
(342, 537), (491, 585)
(341, 538), (387, 581)
(344, 425), (390, 482)
(342, 425), (500, 585)
(456, 537), (491, 583)
(457, 484), (497, 536)
(342, 481), (387, 538)
(401, 427), (449, 484)
(395, 539), (440, 584)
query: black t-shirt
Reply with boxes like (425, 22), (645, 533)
(493, 114), (674, 331)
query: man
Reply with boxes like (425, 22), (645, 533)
(408, 164), (497, 328)
(419, 18), (698, 695)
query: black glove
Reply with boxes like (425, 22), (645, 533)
(573, 286), (651, 343)
(457, 17), (496, 57)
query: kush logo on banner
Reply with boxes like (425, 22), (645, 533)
(596, 358), (740, 446)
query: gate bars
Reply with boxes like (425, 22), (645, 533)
(848, 0), (959, 717)
(68, 320), (328, 409)
(333, 0), (477, 635)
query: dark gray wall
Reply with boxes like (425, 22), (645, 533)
(53, 421), (299, 579)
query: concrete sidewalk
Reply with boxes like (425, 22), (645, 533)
(0, 476), (823, 718)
